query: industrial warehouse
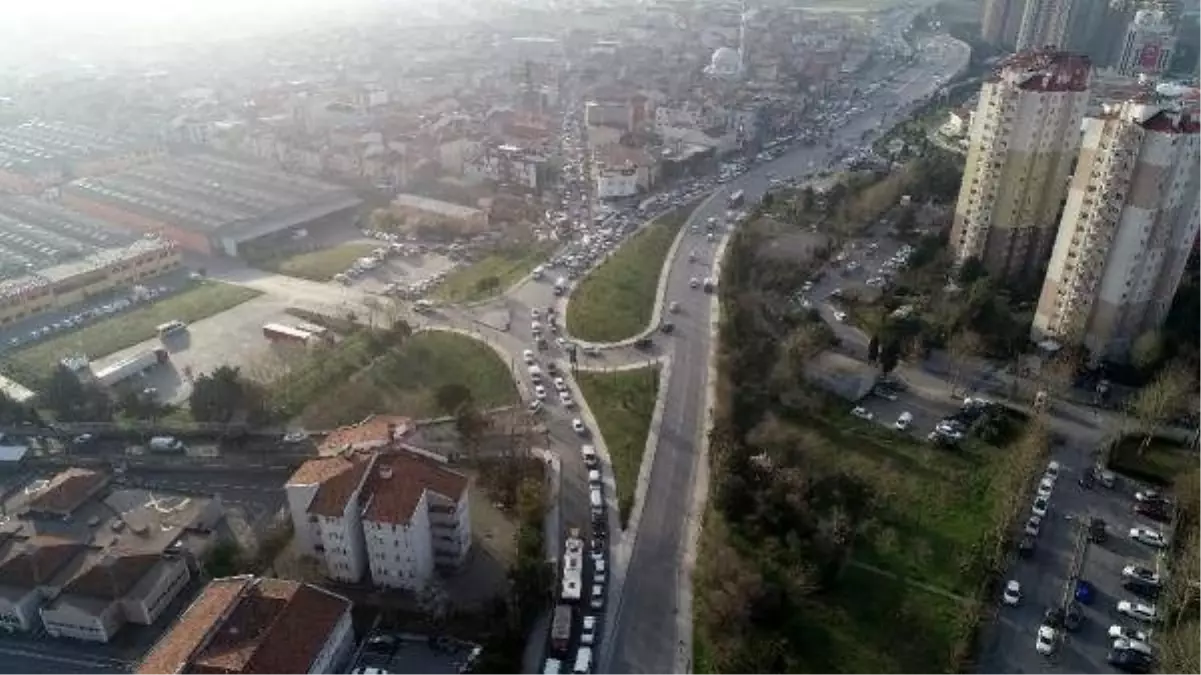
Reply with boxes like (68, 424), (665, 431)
(59, 153), (362, 256)
(0, 197), (181, 328)
(0, 119), (163, 194)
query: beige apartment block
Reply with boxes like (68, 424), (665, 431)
(951, 50), (1092, 286)
(1032, 98), (1200, 360)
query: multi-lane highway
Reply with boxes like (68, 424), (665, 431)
(602, 32), (971, 675)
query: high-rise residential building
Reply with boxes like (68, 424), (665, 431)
(1031, 98), (1200, 360)
(951, 50), (1093, 284)
(1016, 0), (1076, 50)
(1065, 0), (1137, 67)
(982, 0), (1029, 49)
(1115, 9), (1177, 76)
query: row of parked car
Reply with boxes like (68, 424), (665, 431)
(6, 283), (176, 350)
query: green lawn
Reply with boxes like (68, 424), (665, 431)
(4, 282), (261, 382)
(575, 366), (660, 527)
(567, 204), (698, 342)
(261, 242), (377, 282)
(434, 244), (553, 303)
(296, 330), (519, 427)
(1108, 434), (1196, 487)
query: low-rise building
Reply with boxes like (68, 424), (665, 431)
(390, 193), (490, 234)
(592, 144), (658, 200)
(0, 468), (222, 642)
(137, 575), (355, 674)
(286, 420), (471, 591)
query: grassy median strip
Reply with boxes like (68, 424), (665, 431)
(567, 203), (698, 342)
(434, 243), (554, 303)
(296, 329), (520, 426)
(5, 281), (261, 382)
(576, 366), (660, 527)
(259, 242), (377, 282)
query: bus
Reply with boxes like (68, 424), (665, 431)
(727, 190), (745, 208)
(262, 323), (313, 346)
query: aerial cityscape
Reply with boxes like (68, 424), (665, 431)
(0, 0), (1196, 673)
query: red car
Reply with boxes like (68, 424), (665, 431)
(1134, 502), (1170, 523)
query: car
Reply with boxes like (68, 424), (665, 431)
(590, 584), (605, 610)
(535, 385), (548, 401)
(1064, 601), (1084, 631)
(528, 400), (543, 413)
(894, 412), (913, 430)
(1123, 579), (1161, 600)
(531, 308), (541, 320)
(1128, 527), (1167, 548)
(1122, 565), (1161, 586)
(1024, 515), (1042, 536)
(1031, 495), (1049, 517)
(850, 406), (873, 420)
(1108, 648), (1154, 673)
(581, 615), (598, 646)
(1089, 516), (1108, 543)
(1109, 624), (1150, 642)
(553, 377), (567, 392)
(523, 349), (536, 365)
(572, 419), (588, 435)
(1116, 600), (1158, 623)
(1017, 534), (1036, 558)
(1036, 476), (1054, 498)
(1045, 460), (1061, 481)
(1035, 625), (1058, 655)
(690, 277), (700, 288)
(1135, 501), (1171, 522)
(282, 430), (309, 444)
(588, 469), (601, 485)
(669, 301), (681, 313)
(1134, 489), (1165, 503)
(833, 310), (848, 322)
(1002, 580), (1021, 606)
(634, 336), (654, 350)
(560, 393), (577, 409)
(660, 322), (675, 334)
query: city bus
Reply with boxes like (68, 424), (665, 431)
(262, 323), (313, 346)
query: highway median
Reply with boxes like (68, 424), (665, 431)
(575, 365), (661, 528)
(566, 202), (699, 343)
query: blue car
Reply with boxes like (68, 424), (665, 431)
(1075, 579), (1096, 605)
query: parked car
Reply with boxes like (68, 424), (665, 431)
(1108, 648), (1153, 673)
(851, 406), (873, 421)
(1032, 495), (1049, 518)
(1122, 565), (1160, 586)
(1116, 600), (1158, 623)
(1128, 527), (1167, 548)
(1002, 580), (1021, 606)
(1035, 625), (1058, 655)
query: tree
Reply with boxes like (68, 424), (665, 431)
(453, 402), (489, 462)
(867, 336), (880, 363)
(1129, 365), (1195, 456)
(878, 339), (901, 374)
(0, 392), (41, 427)
(117, 389), (172, 422)
(946, 331), (982, 396)
(435, 383), (474, 415)
(956, 256), (986, 285)
(1130, 330), (1166, 374)
(368, 208), (399, 232)
(38, 365), (112, 422)
(799, 187), (815, 212)
(189, 366), (253, 423)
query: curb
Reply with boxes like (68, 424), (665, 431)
(562, 194), (722, 350)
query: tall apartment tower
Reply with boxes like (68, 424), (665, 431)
(1065, 0), (1136, 66)
(951, 50), (1092, 285)
(1031, 99), (1200, 360)
(1115, 9), (1177, 76)
(1016, 0), (1076, 50)
(982, 0), (1029, 49)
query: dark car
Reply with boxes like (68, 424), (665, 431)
(1089, 517), (1108, 543)
(1078, 468), (1096, 489)
(634, 336), (654, 350)
(1043, 606), (1065, 628)
(1134, 502), (1171, 523)
(660, 322), (675, 334)
(1064, 602), (1084, 631)
(1108, 648), (1153, 674)
(1017, 534), (1036, 558)
(1123, 579), (1160, 600)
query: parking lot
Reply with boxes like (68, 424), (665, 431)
(980, 447), (1172, 674)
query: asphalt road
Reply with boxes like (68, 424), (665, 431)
(604, 33), (972, 675)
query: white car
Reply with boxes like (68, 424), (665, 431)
(588, 469), (602, 485)
(1035, 625), (1058, 655)
(1002, 580), (1021, 606)
(1108, 624), (1149, 642)
(1122, 565), (1160, 586)
(572, 418), (588, 435)
(1129, 527), (1167, 548)
(531, 308), (541, 320)
(833, 310), (848, 322)
(554, 377), (568, 392)
(850, 406), (873, 420)
(1112, 637), (1154, 657)
(534, 385), (548, 401)
(1031, 495), (1049, 518)
(581, 615), (597, 646)
(895, 412), (913, 430)
(1045, 460), (1061, 481)
(560, 393), (577, 409)
(1117, 600), (1158, 623)
(531, 321), (542, 333)
(689, 277), (700, 288)
(1024, 515), (1042, 536)
(590, 584), (605, 610)
(522, 349), (536, 365)
(1036, 477), (1054, 499)
(528, 400), (543, 413)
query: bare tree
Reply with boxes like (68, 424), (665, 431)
(1128, 365), (1195, 456)
(946, 330), (983, 396)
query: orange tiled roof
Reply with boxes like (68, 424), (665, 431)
(360, 449), (468, 525)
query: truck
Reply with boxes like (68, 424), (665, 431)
(148, 436), (186, 454)
(553, 277), (569, 296)
(561, 528), (584, 602)
(550, 604), (573, 654)
(93, 348), (170, 388)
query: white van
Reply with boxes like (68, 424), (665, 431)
(572, 647), (593, 674)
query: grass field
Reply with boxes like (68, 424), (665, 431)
(1107, 434), (1195, 486)
(566, 205), (697, 342)
(575, 366), (660, 527)
(297, 330), (519, 426)
(4, 282), (261, 382)
(434, 244), (553, 303)
(261, 242), (377, 282)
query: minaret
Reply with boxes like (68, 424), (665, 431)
(738, 0), (749, 76)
